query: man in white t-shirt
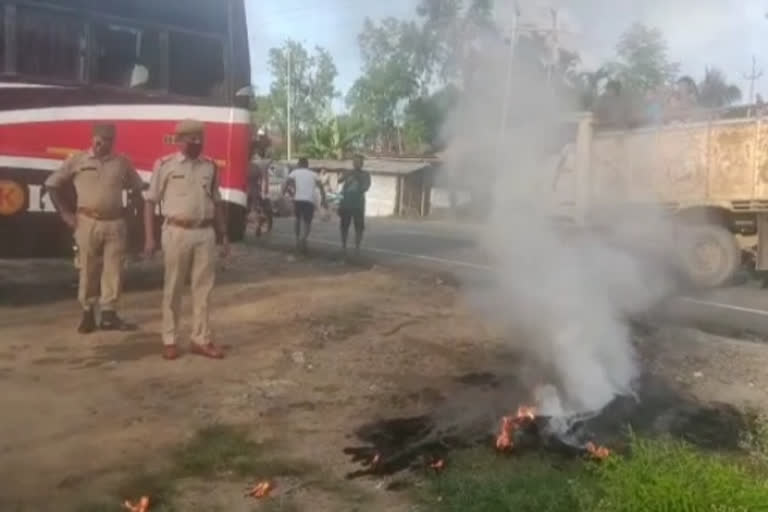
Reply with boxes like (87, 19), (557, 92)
(283, 157), (326, 254)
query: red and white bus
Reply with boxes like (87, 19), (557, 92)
(0, 0), (252, 257)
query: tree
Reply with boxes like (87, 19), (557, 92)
(348, 18), (425, 152)
(611, 23), (679, 93)
(266, 40), (338, 141)
(574, 68), (612, 110)
(302, 116), (363, 160)
(417, 0), (496, 85)
(250, 94), (276, 130)
(347, 0), (497, 153)
(698, 67), (742, 108)
(402, 84), (460, 153)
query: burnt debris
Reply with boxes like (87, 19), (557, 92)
(344, 373), (756, 478)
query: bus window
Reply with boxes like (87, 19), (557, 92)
(168, 31), (225, 99)
(92, 23), (162, 90)
(16, 7), (85, 81)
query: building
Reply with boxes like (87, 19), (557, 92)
(304, 158), (439, 217)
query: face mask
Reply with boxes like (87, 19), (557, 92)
(185, 143), (203, 159)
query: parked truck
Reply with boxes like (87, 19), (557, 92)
(549, 112), (768, 288)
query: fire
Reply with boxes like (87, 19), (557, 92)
(516, 405), (536, 420)
(430, 459), (445, 471)
(123, 496), (150, 512)
(245, 481), (274, 499)
(495, 405), (537, 452)
(496, 416), (515, 451)
(585, 442), (611, 460)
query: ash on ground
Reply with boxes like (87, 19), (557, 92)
(344, 326), (757, 478)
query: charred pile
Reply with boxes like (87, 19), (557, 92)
(344, 374), (752, 479)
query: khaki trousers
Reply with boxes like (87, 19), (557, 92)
(74, 216), (126, 311)
(161, 225), (217, 346)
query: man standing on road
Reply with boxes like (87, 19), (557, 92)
(143, 120), (229, 361)
(283, 157), (326, 254)
(45, 123), (144, 334)
(338, 154), (371, 257)
(247, 143), (273, 237)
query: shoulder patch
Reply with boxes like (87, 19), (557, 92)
(68, 151), (89, 164)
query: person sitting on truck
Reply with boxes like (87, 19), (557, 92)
(45, 124), (145, 334)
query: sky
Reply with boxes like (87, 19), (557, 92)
(245, 0), (768, 103)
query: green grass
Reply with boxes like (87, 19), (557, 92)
(76, 424), (315, 512)
(172, 424), (267, 478)
(583, 435), (768, 512)
(425, 436), (768, 512)
(426, 450), (588, 512)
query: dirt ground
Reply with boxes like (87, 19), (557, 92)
(1, 244), (768, 511)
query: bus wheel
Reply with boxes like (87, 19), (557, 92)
(678, 224), (741, 288)
(227, 204), (247, 242)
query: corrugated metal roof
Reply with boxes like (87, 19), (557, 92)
(279, 158), (437, 175)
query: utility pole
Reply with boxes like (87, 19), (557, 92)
(546, 7), (560, 87)
(286, 47), (293, 161)
(498, 1), (521, 141)
(743, 55), (763, 117)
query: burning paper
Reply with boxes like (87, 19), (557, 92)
(123, 496), (150, 512)
(430, 458), (445, 472)
(245, 481), (274, 499)
(585, 442), (611, 461)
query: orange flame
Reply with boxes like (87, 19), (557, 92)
(496, 416), (515, 451)
(585, 442), (611, 460)
(516, 405), (536, 420)
(495, 405), (537, 452)
(123, 496), (150, 512)
(430, 459), (445, 471)
(245, 481), (274, 499)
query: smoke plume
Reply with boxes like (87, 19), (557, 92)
(442, 23), (673, 420)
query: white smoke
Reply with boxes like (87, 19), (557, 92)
(442, 21), (674, 420)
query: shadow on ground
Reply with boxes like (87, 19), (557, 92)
(0, 246), (372, 308)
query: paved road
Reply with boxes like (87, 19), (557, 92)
(263, 216), (768, 338)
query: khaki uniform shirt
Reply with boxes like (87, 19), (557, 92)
(44, 151), (144, 217)
(146, 153), (222, 221)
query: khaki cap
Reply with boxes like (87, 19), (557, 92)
(92, 123), (116, 138)
(175, 119), (205, 137)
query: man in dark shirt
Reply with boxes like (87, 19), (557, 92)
(338, 154), (371, 257)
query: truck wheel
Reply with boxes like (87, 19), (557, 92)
(678, 224), (741, 288)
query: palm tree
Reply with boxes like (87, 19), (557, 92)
(303, 116), (363, 160)
(698, 67), (742, 108)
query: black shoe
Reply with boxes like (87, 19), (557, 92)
(78, 309), (96, 334)
(100, 311), (136, 331)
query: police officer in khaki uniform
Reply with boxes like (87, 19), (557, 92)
(143, 120), (229, 361)
(45, 124), (144, 333)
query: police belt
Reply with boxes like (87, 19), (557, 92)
(76, 207), (123, 221)
(166, 217), (215, 229)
